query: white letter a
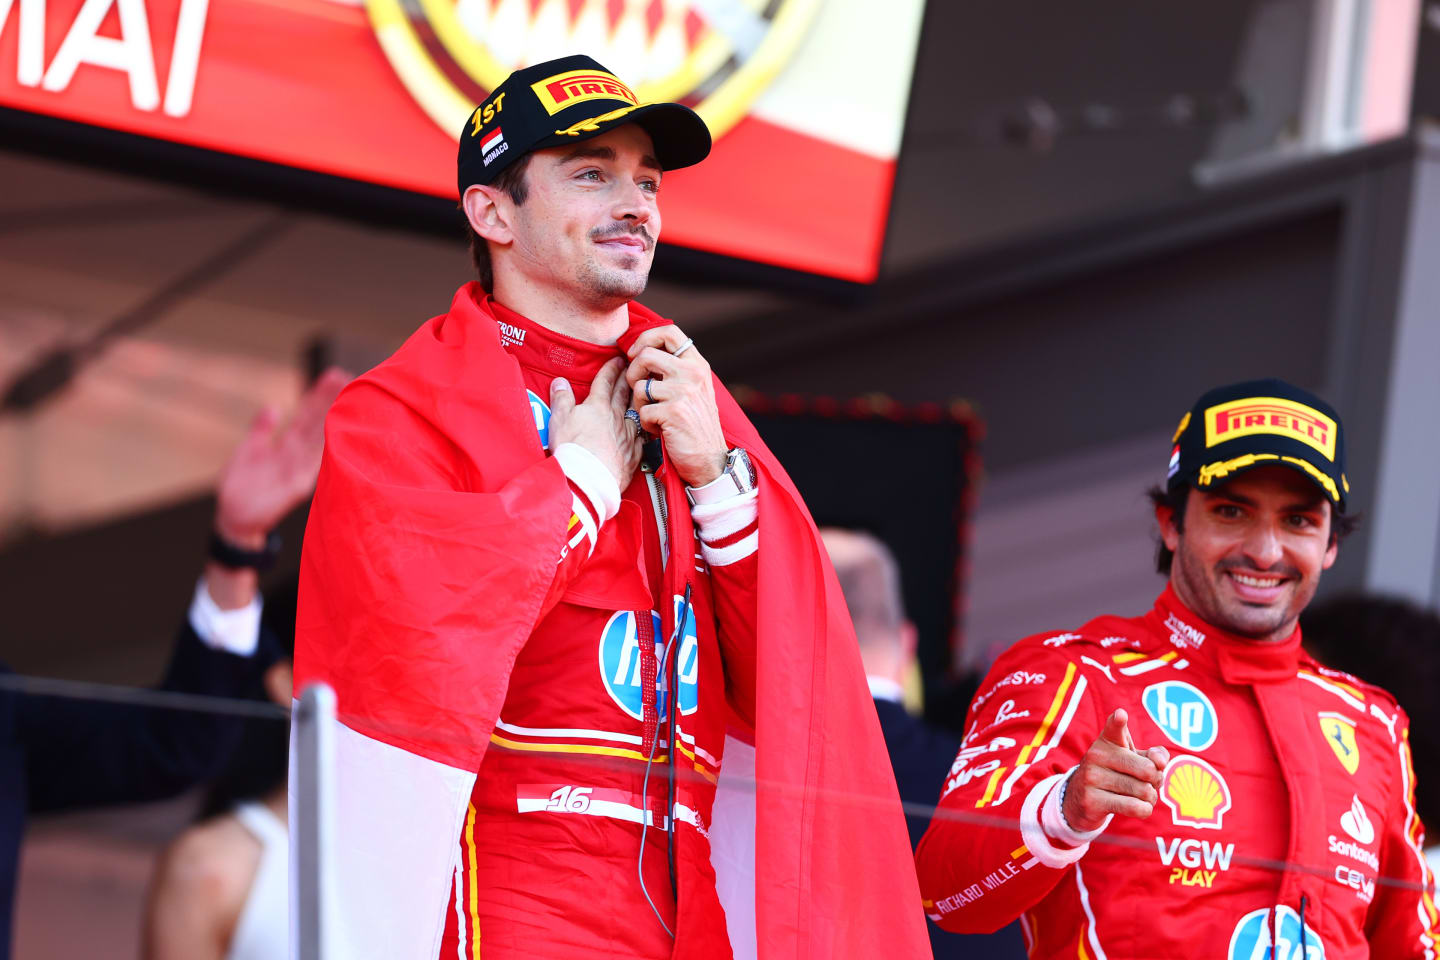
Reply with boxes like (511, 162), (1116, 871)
(43, 0), (158, 111)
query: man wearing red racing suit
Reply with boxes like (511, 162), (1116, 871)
(435, 293), (758, 959)
(917, 379), (1439, 958)
(294, 52), (928, 960)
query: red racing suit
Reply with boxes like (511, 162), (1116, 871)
(295, 281), (929, 960)
(916, 586), (1440, 959)
(436, 298), (759, 960)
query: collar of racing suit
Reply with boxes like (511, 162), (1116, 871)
(1146, 585), (1305, 685)
(486, 294), (673, 388)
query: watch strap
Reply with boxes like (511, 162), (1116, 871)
(208, 530), (283, 571)
(686, 447), (755, 505)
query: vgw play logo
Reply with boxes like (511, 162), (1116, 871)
(1228, 905), (1325, 959)
(599, 596), (699, 722)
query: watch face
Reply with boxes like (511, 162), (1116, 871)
(729, 448), (757, 488)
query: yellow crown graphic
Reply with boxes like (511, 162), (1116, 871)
(1160, 756), (1232, 829)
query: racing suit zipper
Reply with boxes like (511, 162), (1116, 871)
(646, 471), (670, 564)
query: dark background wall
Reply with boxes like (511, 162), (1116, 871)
(884, 0), (1312, 270)
(735, 209), (1339, 473)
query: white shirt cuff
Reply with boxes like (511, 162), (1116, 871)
(1019, 769), (1110, 868)
(690, 488), (758, 566)
(687, 469), (752, 506)
(689, 486), (758, 540)
(866, 676), (905, 704)
(188, 577), (262, 657)
(552, 443), (621, 525)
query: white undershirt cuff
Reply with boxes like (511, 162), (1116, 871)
(1019, 769), (1109, 868)
(188, 577), (262, 657)
(866, 676), (905, 704)
(553, 443), (621, 525)
(690, 487), (758, 541)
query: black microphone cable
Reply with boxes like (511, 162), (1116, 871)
(666, 582), (693, 900)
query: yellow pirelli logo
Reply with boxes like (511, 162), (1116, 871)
(1204, 396), (1336, 461)
(531, 69), (638, 115)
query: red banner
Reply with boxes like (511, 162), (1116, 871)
(0, 0), (923, 280)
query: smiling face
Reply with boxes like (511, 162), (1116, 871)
(1159, 465), (1339, 642)
(495, 123), (662, 309)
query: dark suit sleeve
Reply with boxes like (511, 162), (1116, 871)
(18, 620), (263, 814)
(872, 699), (962, 851)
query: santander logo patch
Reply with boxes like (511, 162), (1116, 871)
(1340, 794), (1374, 845)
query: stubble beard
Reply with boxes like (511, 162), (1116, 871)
(1171, 538), (1312, 642)
(575, 253), (650, 305)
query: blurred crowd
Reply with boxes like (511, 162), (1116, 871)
(2, 369), (1437, 960)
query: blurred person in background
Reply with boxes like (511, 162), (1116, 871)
(141, 588), (294, 960)
(0, 368), (342, 960)
(916, 379), (1438, 957)
(1303, 595), (1440, 877)
(141, 368), (346, 960)
(820, 527), (1027, 960)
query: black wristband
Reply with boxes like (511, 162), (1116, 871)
(208, 530), (282, 571)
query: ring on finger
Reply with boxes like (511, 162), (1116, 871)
(625, 408), (643, 437)
(644, 378), (656, 403)
(670, 337), (694, 358)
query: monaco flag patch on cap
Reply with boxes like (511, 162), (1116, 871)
(481, 127), (508, 165)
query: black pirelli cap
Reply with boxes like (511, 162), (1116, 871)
(1167, 378), (1350, 512)
(457, 54), (712, 196)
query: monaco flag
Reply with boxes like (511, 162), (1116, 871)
(479, 127), (506, 164)
(292, 285), (930, 959)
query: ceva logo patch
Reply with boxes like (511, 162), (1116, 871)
(1228, 905), (1325, 960)
(598, 596), (699, 722)
(1142, 680), (1219, 752)
(527, 390), (550, 450)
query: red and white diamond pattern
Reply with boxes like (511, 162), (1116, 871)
(454, 0), (723, 82)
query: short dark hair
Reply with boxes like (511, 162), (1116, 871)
(1146, 482), (1360, 575)
(464, 153), (533, 291)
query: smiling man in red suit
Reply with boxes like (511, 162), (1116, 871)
(294, 54), (929, 960)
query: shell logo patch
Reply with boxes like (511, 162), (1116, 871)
(1319, 712), (1360, 775)
(365, 0), (820, 144)
(1160, 754), (1232, 830)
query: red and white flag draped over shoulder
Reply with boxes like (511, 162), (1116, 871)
(291, 284), (928, 960)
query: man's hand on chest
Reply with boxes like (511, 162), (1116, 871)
(625, 326), (728, 488)
(548, 358), (644, 491)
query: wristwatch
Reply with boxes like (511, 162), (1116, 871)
(686, 447), (757, 505)
(208, 530), (283, 571)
